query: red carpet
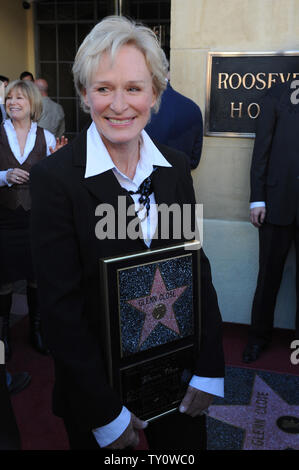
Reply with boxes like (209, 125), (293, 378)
(222, 322), (299, 376)
(8, 316), (148, 450)
(7, 316), (298, 450)
(8, 317), (68, 450)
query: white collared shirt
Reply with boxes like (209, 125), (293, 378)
(0, 119), (56, 187)
(250, 201), (266, 208)
(85, 121), (172, 246)
(85, 122), (224, 447)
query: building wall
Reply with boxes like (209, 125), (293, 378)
(0, 1), (35, 82)
(0, 0), (296, 330)
(170, 0), (299, 330)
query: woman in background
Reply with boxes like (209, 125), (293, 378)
(0, 80), (67, 360)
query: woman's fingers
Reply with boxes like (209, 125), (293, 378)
(6, 169), (30, 185)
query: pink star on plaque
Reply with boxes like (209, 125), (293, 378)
(208, 375), (299, 450)
(127, 267), (187, 349)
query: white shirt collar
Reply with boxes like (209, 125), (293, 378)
(84, 121), (171, 181)
(3, 119), (38, 161)
(4, 118), (36, 134)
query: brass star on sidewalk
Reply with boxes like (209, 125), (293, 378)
(127, 266), (188, 349)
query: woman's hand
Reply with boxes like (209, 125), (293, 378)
(49, 136), (68, 154)
(6, 168), (30, 185)
(179, 386), (214, 417)
(105, 413), (148, 449)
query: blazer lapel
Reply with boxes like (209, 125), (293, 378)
(152, 141), (179, 207)
(152, 164), (177, 207)
(72, 126), (131, 207)
(71, 129), (179, 248)
(151, 156), (179, 248)
(83, 170), (130, 209)
(72, 129), (178, 207)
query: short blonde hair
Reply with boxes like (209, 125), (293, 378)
(5, 80), (43, 122)
(72, 15), (168, 113)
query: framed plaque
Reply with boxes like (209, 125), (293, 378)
(99, 240), (201, 421)
(205, 51), (299, 137)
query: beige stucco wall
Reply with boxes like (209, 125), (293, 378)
(170, 0), (299, 221)
(170, 0), (299, 328)
(0, 0), (35, 82)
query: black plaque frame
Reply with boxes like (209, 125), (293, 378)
(205, 51), (299, 137)
(99, 240), (201, 421)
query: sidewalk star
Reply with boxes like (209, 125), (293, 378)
(127, 266), (187, 348)
(208, 375), (299, 450)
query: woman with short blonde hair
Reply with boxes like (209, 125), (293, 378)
(73, 15), (168, 114)
(5, 80), (43, 122)
(31, 15), (224, 451)
(0, 79), (67, 359)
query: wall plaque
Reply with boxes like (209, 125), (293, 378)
(205, 52), (299, 137)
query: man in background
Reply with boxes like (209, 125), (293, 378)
(35, 78), (65, 138)
(20, 71), (34, 81)
(243, 81), (299, 363)
(145, 77), (203, 170)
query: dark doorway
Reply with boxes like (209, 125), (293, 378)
(35, 0), (171, 139)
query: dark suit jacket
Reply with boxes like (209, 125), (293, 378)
(0, 366), (20, 450)
(145, 82), (203, 170)
(250, 81), (299, 225)
(30, 127), (224, 432)
(0, 105), (5, 124)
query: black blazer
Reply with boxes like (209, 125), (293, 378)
(30, 127), (224, 432)
(0, 366), (20, 450)
(0, 105), (5, 124)
(250, 81), (299, 225)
